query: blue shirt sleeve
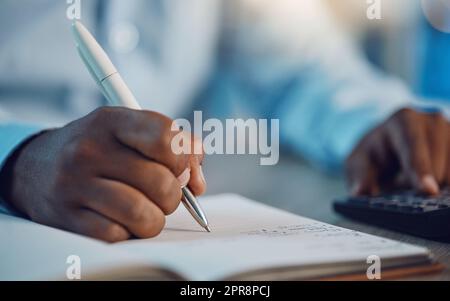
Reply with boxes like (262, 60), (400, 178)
(0, 123), (44, 215)
(0, 123), (43, 166)
(274, 68), (411, 171)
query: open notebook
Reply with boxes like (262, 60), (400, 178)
(0, 194), (442, 280)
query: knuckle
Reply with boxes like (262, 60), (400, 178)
(133, 110), (176, 155)
(89, 107), (116, 124)
(158, 127), (174, 153)
(173, 155), (190, 177)
(131, 110), (154, 133)
(140, 111), (191, 176)
(63, 138), (97, 165)
(123, 199), (146, 223)
(155, 176), (181, 215)
(146, 111), (174, 148)
(391, 108), (416, 125)
(145, 212), (166, 238)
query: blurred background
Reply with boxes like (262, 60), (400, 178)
(1, 0), (447, 117)
(329, 0), (450, 101)
(1, 0), (449, 127)
(328, 0), (430, 96)
(327, 0), (419, 83)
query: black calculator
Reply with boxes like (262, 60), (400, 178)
(333, 189), (450, 242)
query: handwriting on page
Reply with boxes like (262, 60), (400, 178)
(240, 222), (364, 238)
(238, 221), (402, 255)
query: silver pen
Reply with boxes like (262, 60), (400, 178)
(181, 187), (210, 232)
(72, 21), (211, 232)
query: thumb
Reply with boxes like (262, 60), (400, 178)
(175, 131), (206, 195)
(187, 155), (207, 196)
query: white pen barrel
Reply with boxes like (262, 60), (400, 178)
(102, 73), (141, 110)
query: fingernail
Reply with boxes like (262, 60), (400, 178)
(422, 175), (439, 195)
(178, 168), (191, 188)
(199, 165), (206, 185)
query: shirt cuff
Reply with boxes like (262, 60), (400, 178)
(0, 123), (45, 216)
(0, 123), (44, 167)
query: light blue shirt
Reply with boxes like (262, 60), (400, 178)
(419, 17), (450, 99)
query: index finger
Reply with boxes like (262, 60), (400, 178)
(387, 111), (439, 195)
(95, 107), (192, 177)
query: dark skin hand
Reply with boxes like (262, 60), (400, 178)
(3, 107), (206, 242)
(347, 108), (449, 196)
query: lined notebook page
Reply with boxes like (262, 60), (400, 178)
(115, 194), (430, 280)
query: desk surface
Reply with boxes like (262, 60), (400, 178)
(203, 155), (450, 280)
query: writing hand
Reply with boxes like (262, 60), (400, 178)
(2, 107), (206, 242)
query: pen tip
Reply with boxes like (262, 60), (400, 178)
(205, 226), (211, 233)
